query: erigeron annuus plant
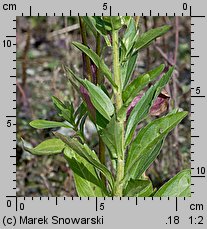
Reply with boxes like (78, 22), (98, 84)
(23, 16), (190, 197)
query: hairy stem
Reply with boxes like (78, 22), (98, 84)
(112, 30), (122, 110)
(95, 32), (106, 183)
(112, 29), (125, 196)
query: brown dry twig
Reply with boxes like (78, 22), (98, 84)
(154, 45), (174, 66)
(47, 24), (79, 39)
(17, 80), (28, 106)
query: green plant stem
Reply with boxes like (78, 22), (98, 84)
(79, 16), (93, 82)
(95, 32), (106, 184)
(112, 29), (125, 196)
(96, 33), (103, 85)
(112, 30), (122, 110)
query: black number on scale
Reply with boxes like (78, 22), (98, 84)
(19, 202), (25, 211)
(197, 166), (205, 175)
(198, 216), (204, 224)
(103, 3), (108, 10)
(7, 200), (12, 207)
(7, 120), (12, 127)
(196, 87), (201, 94)
(189, 216), (204, 224)
(99, 202), (104, 210)
(183, 3), (188, 10)
(167, 216), (180, 224)
(3, 39), (12, 47)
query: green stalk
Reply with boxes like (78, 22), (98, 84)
(79, 16), (93, 82)
(96, 33), (103, 85)
(112, 29), (125, 196)
(112, 30), (122, 110)
(95, 32), (106, 184)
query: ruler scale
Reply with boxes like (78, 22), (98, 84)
(0, 0), (206, 228)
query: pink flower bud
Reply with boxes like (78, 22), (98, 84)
(80, 85), (96, 120)
(127, 89), (170, 119)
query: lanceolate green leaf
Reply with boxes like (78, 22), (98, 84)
(23, 138), (65, 156)
(90, 17), (111, 46)
(96, 111), (109, 129)
(82, 17), (111, 46)
(64, 147), (108, 196)
(52, 95), (66, 112)
(65, 68), (114, 122)
(126, 140), (164, 183)
(72, 42), (117, 88)
(154, 169), (191, 197)
(110, 17), (122, 30)
(121, 52), (139, 89)
(125, 67), (173, 146)
(64, 67), (83, 85)
(30, 120), (72, 129)
(83, 79), (114, 121)
(64, 68), (112, 128)
(93, 16), (112, 33)
(124, 179), (153, 197)
(120, 16), (131, 26)
(122, 17), (137, 52)
(63, 66), (80, 92)
(81, 16), (97, 36)
(93, 16), (122, 32)
(124, 111), (188, 183)
(100, 116), (123, 159)
(123, 64), (165, 105)
(121, 18), (139, 88)
(54, 132), (114, 189)
(133, 25), (171, 53)
(51, 96), (75, 125)
(74, 102), (87, 126)
(103, 16), (122, 30)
